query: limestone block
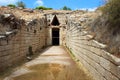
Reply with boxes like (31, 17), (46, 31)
(79, 36), (87, 40)
(104, 71), (119, 80)
(91, 40), (100, 48)
(78, 52), (87, 61)
(1, 55), (11, 63)
(12, 52), (20, 57)
(109, 63), (120, 78)
(100, 57), (110, 71)
(0, 40), (8, 45)
(0, 46), (5, 51)
(94, 61), (106, 76)
(87, 62), (101, 80)
(82, 48), (100, 64)
(118, 66), (120, 79)
(90, 46), (102, 56)
(0, 50), (10, 57)
(79, 40), (90, 45)
(102, 50), (120, 65)
(101, 50), (113, 62)
(102, 77), (107, 80)
(93, 40), (107, 49)
(85, 55), (95, 67)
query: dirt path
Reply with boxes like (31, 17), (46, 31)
(4, 46), (93, 80)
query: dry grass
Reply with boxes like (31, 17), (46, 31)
(87, 14), (120, 57)
(89, 0), (120, 57)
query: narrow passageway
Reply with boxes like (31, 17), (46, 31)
(4, 46), (93, 80)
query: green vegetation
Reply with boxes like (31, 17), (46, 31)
(16, 1), (26, 8)
(61, 6), (71, 10)
(90, 0), (120, 56)
(101, 0), (120, 30)
(35, 6), (52, 10)
(102, 0), (120, 55)
(7, 4), (16, 8)
(97, 0), (120, 33)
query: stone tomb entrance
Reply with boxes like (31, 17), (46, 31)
(52, 28), (59, 45)
(51, 15), (60, 45)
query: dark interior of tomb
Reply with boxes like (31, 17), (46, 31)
(52, 28), (59, 45)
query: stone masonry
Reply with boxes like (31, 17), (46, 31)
(65, 12), (120, 80)
(0, 7), (120, 80)
(0, 7), (47, 71)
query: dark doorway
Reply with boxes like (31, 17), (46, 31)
(52, 28), (59, 45)
(51, 15), (60, 26)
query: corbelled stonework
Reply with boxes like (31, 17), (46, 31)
(0, 7), (120, 80)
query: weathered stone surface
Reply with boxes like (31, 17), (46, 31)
(0, 7), (120, 80)
(65, 12), (120, 80)
(0, 7), (48, 72)
(23, 9), (34, 13)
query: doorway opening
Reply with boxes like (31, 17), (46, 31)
(52, 28), (59, 45)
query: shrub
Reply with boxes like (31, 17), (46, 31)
(7, 4), (16, 8)
(101, 0), (120, 33)
(16, 1), (26, 9)
(28, 46), (33, 56)
(35, 6), (52, 10)
(61, 6), (71, 10)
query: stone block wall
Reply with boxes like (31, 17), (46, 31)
(46, 13), (67, 26)
(65, 20), (120, 80)
(0, 16), (47, 71)
(46, 13), (67, 46)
